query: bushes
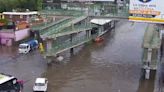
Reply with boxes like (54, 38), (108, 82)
(0, 19), (8, 25)
(0, 19), (16, 30)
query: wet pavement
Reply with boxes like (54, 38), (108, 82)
(0, 20), (157, 92)
(0, 46), (47, 91)
(155, 39), (164, 92)
(44, 21), (147, 92)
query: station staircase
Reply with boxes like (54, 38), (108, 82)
(31, 4), (129, 60)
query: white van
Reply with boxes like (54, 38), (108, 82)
(19, 43), (31, 54)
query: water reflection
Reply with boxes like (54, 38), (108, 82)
(43, 21), (148, 92)
(137, 70), (156, 92)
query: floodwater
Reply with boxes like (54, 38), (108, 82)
(43, 21), (152, 92)
(0, 20), (157, 92)
(0, 46), (47, 91)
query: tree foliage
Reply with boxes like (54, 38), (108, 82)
(0, 0), (43, 12)
(0, 18), (8, 25)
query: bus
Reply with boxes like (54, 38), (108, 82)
(0, 73), (23, 92)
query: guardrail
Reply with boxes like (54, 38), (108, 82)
(41, 16), (88, 38)
(45, 34), (97, 57)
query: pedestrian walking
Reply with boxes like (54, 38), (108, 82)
(17, 80), (24, 89)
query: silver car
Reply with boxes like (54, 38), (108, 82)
(33, 78), (48, 92)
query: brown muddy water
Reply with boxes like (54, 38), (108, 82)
(0, 21), (157, 92)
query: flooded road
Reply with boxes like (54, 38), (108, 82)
(44, 21), (148, 92)
(0, 46), (47, 91)
(0, 20), (156, 92)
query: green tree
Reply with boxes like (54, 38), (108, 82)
(36, 0), (43, 10)
(0, 0), (43, 12)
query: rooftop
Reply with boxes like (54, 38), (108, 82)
(3, 11), (38, 15)
(35, 78), (46, 84)
(0, 73), (15, 84)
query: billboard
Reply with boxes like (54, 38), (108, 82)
(129, 0), (164, 23)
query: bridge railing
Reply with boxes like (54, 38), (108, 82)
(40, 9), (84, 17)
(40, 18), (73, 35)
(41, 15), (88, 38)
(31, 17), (72, 31)
(43, 3), (129, 18)
(46, 34), (97, 56)
(55, 23), (96, 34)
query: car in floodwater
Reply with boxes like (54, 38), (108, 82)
(33, 78), (48, 92)
(19, 39), (38, 54)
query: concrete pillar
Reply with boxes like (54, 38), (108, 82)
(98, 27), (101, 36)
(86, 30), (89, 38)
(71, 24), (74, 31)
(101, 26), (104, 33)
(27, 15), (29, 22)
(145, 68), (150, 79)
(70, 34), (74, 55)
(88, 30), (91, 38)
(70, 34), (73, 42)
(46, 38), (53, 51)
(70, 48), (74, 55)
(86, 30), (91, 38)
(85, 19), (87, 27)
(145, 48), (152, 79)
(85, 18), (88, 27)
(86, 30), (88, 37)
(147, 48), (152, 64)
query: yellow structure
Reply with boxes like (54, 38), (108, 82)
(39, 43), (44, 53)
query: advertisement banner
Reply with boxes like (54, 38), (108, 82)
(129, 0), (164, 23)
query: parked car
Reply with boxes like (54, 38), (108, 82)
(33, 78), (48, 92)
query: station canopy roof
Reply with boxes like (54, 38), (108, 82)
(90, 19), (112, 25)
